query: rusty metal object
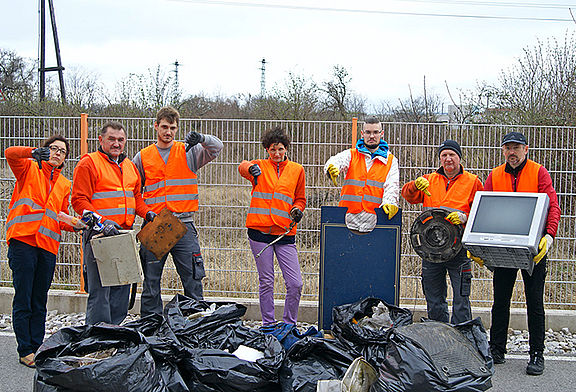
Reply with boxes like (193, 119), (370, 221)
(136, 208), (187, 260)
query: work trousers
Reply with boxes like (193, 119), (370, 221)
(140, 222), (205, 316)
(8, 240), (56, 357)
(490, 258), (547, 355)
(249, 239), (303, 326)
(421, 248), (472, 324)
(83, 232), (130, 325)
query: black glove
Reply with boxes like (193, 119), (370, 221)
(185, 131), (205, 151)
(290, 208), (303, 223)
(31, 147), (51, 169)
(145, 211), (157, 223)
(248, 164), (261, 185)
(101, 224), (120, 237)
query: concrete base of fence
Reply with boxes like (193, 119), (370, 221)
(0, 287), (575, 332)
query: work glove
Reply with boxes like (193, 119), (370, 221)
(290, 207), (303, 223)
(145, 211), (157, 223)
(81, 210), (103, 229)
(467, 250), (484, 267)
(101, 224), (120, 237)
(326, 164), (339, 186)
(31, 146), (51, 169)
(414, 176), (431, 196)
(248, 164), (261, 185)
(533, 234), (553, 264)
(185, 131), (205, 151)
(446, 211), (467, 225)
(382, 204), (399, 220)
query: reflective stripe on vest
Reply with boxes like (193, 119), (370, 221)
(87, 151), (138, 227)
(6, 160), (70, 254)
(141, 142), (199, 213)
(491, 160), (541, 193)
(245, 159), (303, 236)
(421, 170), (480, 215)
(339, 149), (394, 214)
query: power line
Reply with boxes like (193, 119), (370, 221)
(168, 0), (573, 22)
(395, 0), (576, 10)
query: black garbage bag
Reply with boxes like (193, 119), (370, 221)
(34, 324), (168, 392)
(164, 294), (247, 348)
(286, 336), (357, 392)
(332, 297), (413, 367)
(178, 321), (286, 392)
(371, 318), (493, 392)
(124, 314), (190, 392)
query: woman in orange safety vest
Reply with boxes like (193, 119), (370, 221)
(238, 127), (306, 330)
(5, 135), (75, 368)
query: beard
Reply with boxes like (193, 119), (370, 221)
(365, 141), (380, 149)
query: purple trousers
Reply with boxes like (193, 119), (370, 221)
(249, 239), (303, 326)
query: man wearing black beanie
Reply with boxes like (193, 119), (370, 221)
(402, 140), (483, 324)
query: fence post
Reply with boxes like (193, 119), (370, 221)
(351, 117), (358, 147)
(77, 113), (88, 294)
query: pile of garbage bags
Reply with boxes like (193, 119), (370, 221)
(33, 296), (493, 392)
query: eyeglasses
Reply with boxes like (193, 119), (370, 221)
(49, 145), (67, 155)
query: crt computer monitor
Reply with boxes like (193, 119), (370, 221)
(462, 192), (549, 275)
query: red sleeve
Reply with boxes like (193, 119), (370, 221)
(292, 166), (306, 212)
(131, 162), (151, 218)
(401, 174), (429, 205)
(538, 166), (561, 237)
(238, 160), (259, 184)
(484, 172), (493, 191)
(5, 146), (34, 181)
(71, 156), (99, 216)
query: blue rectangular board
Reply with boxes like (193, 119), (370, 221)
(319, 206), (402, 330)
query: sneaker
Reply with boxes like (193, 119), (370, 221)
(526, 352), (544, 376)
(490, 347), (506, 364)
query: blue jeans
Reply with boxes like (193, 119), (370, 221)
(83, 232), (130, 325)
(421, 248), (472, 324)
(140, 222), (205, 316)
(8, 239), (56, 357)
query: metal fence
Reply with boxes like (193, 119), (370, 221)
(1, 116), (575, 309)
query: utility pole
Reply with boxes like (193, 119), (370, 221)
(39, 0), (66, 103)
(260, 58), (266, 97)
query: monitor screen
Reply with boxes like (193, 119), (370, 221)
(470, 195), (537, 236)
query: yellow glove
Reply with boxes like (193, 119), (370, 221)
(467, 250), (484, 267)
(414, 176), (431, 196)
(382, 204), (399, 220)
(327, 164), (339, 186)
(446, 211), (467, 225)
(533, 234), (553, 264)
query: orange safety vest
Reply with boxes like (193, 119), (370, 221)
(6, 161), (71, 255)
(140, 142), (199, 213)
(491, 159), (541, 192)
(339, 149), (394, 214)
(422, 170), (479, 215)
(245, 159), (303, 236)
(86, 151), (139, 227)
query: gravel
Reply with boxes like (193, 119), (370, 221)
(1, 312), (574, 356)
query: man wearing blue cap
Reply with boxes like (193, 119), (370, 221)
(472, 131), (561, 376)
(402, 140), (483, 324)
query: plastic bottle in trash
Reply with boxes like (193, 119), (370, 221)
(57, 212), (88, 230)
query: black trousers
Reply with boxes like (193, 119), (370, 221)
(490, 258), (547, 354)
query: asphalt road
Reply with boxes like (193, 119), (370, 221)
(1, 332), (575, 391)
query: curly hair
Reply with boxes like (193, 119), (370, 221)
(260, 126), (290, 149)
(42, 134), (70, 168)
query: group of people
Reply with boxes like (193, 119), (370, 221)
(5, 112), (560, 378)
(323, 119), (560, 377)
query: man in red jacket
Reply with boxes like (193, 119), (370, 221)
(477, 131), (561, 376)
(71, 121), (152, 325)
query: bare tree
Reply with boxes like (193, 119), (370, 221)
(321, 65), (351, 120)
(0, 49), (36, 102)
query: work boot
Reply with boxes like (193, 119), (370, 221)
(490, 346), (506, 364)
(526, 352), (544, 375)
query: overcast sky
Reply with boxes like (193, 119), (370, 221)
(2, 0), (575, 109)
